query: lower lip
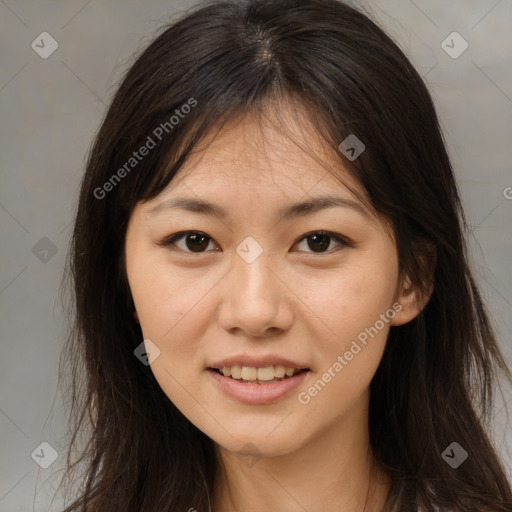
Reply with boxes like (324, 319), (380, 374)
(207, 368), (310, 405)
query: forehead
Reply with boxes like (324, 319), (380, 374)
(167, 105), (368, 203)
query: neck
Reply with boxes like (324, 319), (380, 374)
(212, 397), (391, 512)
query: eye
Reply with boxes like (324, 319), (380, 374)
(157, 230), (350, 255)
(294, 231), (350, 254)
(157, 231), (218, 253)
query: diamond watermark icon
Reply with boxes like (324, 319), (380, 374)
(134, 339), (161, 366)
(32, 237), (58, 263)
(236, 236), (263, 264)
(236, 442), (262, 468)
(441, 442), (468, 469)
(441, 32), (468, 59)
(31, 32), (59, 59)
(31, 441), (58, 469)
(338, 134), (365, 161)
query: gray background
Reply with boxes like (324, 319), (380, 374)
(1, 0), (511, 510)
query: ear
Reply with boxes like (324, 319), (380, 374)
(391, 241), (436, 327)
(133, 310), (140, 324)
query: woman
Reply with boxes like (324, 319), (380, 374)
(58, 0), (512, 510)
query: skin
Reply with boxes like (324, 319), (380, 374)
(125, 104), (430, 512)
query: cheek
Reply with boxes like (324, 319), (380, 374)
(127, 254), (222, 406)
(127, 260), (208, 405)
(303, 251), (399, 348)
(128, 255), (207, 340)
(294, 250), (398, 409)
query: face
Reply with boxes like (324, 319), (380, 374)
(125, 107), (421, 458)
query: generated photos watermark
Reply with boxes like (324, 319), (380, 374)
(298, 302), (403, 405)
(93, 97), (197, 200)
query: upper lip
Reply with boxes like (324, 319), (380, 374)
(209, 355), (310, 370)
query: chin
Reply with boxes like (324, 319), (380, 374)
(211, 426), (306, 458)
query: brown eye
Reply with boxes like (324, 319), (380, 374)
(157, 231), (217, 253)
(296, 231), (349, 254)
(307, 233), (331, 252)
(183, 233), (211, 252)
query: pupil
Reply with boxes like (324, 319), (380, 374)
(308, 234), (330, 252)
(186, 233), (209, 252)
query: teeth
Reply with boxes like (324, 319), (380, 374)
(275, 365), (286, 378)
(257, 366), (275, 381)
(241, 366), (257, 380)
(219, 365), (302, 382)
(230, 365), (241, 379)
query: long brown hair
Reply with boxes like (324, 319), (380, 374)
(57, 0), (512, 510)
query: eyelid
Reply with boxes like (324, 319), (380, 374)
(156, 230), (352, 254)
(155, 231), (217, 252)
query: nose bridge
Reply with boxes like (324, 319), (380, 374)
(218, 241), (293, 336)
(233, 244), (279, 305)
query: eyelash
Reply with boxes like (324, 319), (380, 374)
(156, 230), (351, 255)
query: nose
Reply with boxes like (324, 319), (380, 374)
(216, 251), (294, 338)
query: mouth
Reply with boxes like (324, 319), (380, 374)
(207, 365), (311, 404)
(209, 365), (310, 384)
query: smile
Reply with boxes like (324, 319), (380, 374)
(213, 365), (305, 383)
(207, 367), (311, 404)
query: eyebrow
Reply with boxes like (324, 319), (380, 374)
(148, 195), (369, 220)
